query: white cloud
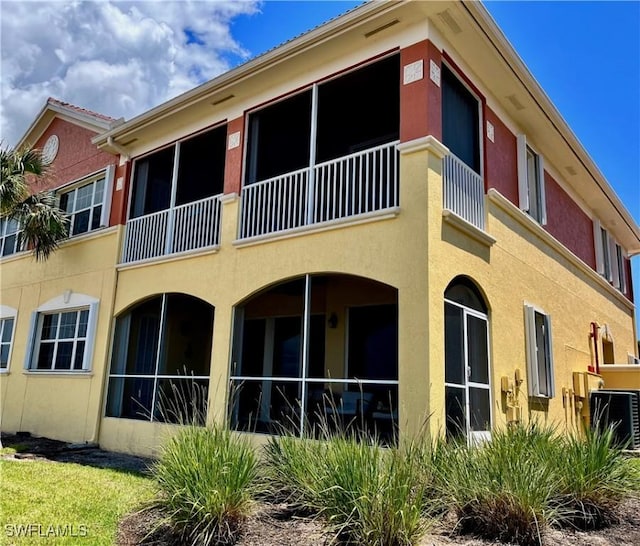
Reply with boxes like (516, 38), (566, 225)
(0, 0), (261, 146)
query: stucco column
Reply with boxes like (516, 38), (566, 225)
(207, 296), (234, 428)
(395, 138), (445, 439)
(218, 194), (240, 248)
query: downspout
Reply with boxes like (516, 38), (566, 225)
(590, 322), (600, 374)
(88, 157), (129, 445)
(88, 228), (123, 446)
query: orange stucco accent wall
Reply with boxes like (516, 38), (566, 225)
(485, 107), (518, 204)
(485, 106), (598, 273)
(223, 117), (244, 195)
(544, 172), (596, 269)
(400, 40), (442, 143)
(109, 161), (131, 226)
(33, 118), (116, 191)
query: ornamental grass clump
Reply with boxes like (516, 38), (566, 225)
(151, 425), (259, 546)
(264, 430), (430, 546)
(551, 427), (640, 530)
(434, 424), (561, 546)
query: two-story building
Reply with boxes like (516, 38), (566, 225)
(1, 98), (125, 442)
(1, 0), (639, 456)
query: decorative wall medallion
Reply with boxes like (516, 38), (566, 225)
(486, 121), (495, 143)
(228, 131), (241, 150)
(403, 60), (424, 85)
(429, 60), (441, 87)
(42, 134), (59, 165)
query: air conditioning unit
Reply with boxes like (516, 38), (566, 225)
(590, 390), (640, 450)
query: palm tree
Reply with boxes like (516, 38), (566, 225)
(0, 145), (68, 260)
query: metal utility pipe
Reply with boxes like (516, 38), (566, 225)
(590, 322), (600, 374)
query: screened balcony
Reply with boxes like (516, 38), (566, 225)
(441, 65), (486, 231)
(240, 142), (399, 239)
(122, 195), (223, 263)
(443, 153), (485, 230)
(239, 54), (400, 240)
(121, 125), (226, 264)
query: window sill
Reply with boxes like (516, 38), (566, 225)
(442, 209), (496, 247)
(59, 226), (118, 248)
(23, 370), (93, 377)
(0, 250), (29, 263)
(0, 226), (117, 264)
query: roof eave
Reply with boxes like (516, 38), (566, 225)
(463, 0), (640, 252)
(16, 99), (123, 150)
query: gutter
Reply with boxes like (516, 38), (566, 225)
(107, 136), (130, 161)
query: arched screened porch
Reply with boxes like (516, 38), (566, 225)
(229, 274), (398, 440)
(105, 293), (215, 424)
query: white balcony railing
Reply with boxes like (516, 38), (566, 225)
(443, 153), (485, 231)
(122, 194), (223, 263)
(240, 141), (399, 239)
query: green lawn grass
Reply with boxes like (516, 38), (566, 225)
(0, 459), (153, 546)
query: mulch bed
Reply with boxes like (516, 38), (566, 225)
(3, 432), (639, 546)
(1, 432), (151, 473)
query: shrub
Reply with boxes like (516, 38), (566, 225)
(150, 425), (259, 545)
(551, 427), (640, 530)
(433, 423), (640, 545)
(265, 431), (429, 546)
(433, 424), (561, 546)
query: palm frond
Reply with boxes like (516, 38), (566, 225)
(12, 192), (69, 261)
(1, 144), (67, 261)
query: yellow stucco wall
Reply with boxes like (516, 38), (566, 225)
(97, 142), (636, 456)
(98, 146), (433, 453)
(0, 228), (120, 443)
(1, 144), (634, 457)
(424, 151), (636, 437)
(600, 366), (640, 390)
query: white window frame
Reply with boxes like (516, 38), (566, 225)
(25, 293), (99, 372)
(0, 217), (24, 257)
(517, 134), (547, 225)
(58, 165), (115, 237)
(444, 297), (493, 444)
(593, 219), (627, 292)
(524, 304), (555, 398)
(0, 305), (17, 372)
(593, 219), (606, 276)
(615, 243), (628, 293)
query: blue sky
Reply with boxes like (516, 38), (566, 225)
(484, 1), (640, 331)
(1, 0), (638, 329)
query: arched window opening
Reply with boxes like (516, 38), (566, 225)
(106, 293), (214, 424)
(444, 277), (491, 443)
(229, 274), (398, 442)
